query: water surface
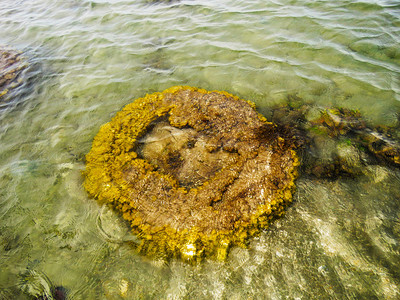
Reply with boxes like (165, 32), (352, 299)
(1, 0), (400, 299)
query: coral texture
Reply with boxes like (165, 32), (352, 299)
(84, 86), (298, 261)
(0, 47), (27, 100)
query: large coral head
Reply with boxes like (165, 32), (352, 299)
(84, 86), (298, 261)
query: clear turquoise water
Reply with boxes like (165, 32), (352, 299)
(0, 0), (400, 299)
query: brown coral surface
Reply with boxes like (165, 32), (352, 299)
(0, 47), (27, 99)
(84, 86), (298, 261)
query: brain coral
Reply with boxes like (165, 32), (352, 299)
(84, 86), (299, 261)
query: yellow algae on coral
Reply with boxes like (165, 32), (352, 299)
(84, 86), (298, 262)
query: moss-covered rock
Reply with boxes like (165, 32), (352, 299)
(84, 86), (299, 262)
(311, 107), (400, 168)
(271, 101), (400, 178)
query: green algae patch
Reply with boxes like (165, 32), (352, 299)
(84, 86), (299, 262)
(0, 47), (27, 100)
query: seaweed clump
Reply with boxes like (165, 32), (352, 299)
(84, 86), (299, 262)
(0, 47), (27, 100)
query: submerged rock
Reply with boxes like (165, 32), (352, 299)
(0, 47), (28, 100)
(311, 108), (400, 169)
(272, 102), (400, 178)
(84, 86), (299, 262)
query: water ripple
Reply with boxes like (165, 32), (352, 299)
(1, 0), (400, 299)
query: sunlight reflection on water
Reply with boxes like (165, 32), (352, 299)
(0, 0), (399, 299)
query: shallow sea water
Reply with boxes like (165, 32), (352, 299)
(1, 0), (400, 299)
